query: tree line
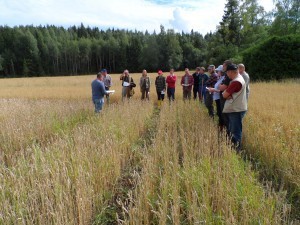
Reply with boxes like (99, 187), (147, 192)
(0, 0), (299, 79)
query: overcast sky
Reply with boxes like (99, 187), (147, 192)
(0, 0), (274, 35)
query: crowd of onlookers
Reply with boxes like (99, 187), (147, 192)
(91, 60), (250, 152)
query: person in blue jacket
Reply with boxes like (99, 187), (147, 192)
(91, 72), (108, 113)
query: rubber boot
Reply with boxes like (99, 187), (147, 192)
(157, 100), (161, 108)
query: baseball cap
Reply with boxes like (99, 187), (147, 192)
(216, 65), (223, 72)
(101, 69), (107, 73)
(226, 64), (238, 72)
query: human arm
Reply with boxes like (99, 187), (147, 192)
(222, 81), (242, 99)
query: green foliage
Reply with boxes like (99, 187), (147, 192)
(242, 35), (300, 80)
(0, 0), (298, 78)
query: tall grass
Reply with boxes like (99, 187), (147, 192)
(0, 101), (153, 224)
(124, 101), (290, 224)
(243, 81), (300, 213)
(0, 75), (298, 224)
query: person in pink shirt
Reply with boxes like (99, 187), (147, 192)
(166, 68), (177, 101)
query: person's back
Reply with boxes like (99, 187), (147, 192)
(92, 79), (105, 100)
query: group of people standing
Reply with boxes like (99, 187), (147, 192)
(92, 61), (250, 152)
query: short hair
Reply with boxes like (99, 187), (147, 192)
(200, 67), (206, 71)
(223, 60), (233, 66)
(238, 64), (245, 68)
(196, 67), (201, 71)
(97, 72), (101, 78)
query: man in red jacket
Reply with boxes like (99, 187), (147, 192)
(181, 68), (194, 101)
(166, 68), (177, 101)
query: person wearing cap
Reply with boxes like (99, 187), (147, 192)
(120, 69), (135, 101)
(166, 68), (177, 102)
(222, 64), (247, 152)
(219, 59), (233, 131)
(181, 68), (194, 101)
(205, 65), (218, 118)
(238, 64), (250, 101)
(198, 67), (209, 103)
(207, 65), (225, 130)
(155, 70), (166, 107)
(192, 67), (201, 100)
(101, 69), (112, 104)
(139, 69), (151, 100)
(91, 73), (108, 113)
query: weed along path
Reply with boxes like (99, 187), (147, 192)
(94, 103), (161, 224)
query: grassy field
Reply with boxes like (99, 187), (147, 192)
(0, 74), (299, 224)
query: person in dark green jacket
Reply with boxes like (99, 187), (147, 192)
(155, 70), (166, 107)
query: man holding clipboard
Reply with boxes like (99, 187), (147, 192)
(180, 68), (194, 101)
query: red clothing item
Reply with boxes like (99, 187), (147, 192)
(166, 75), (177, 88)
(180, 75), (194, 91)
(226, 81), (242, 96)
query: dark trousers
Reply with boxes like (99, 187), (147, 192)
(220, 95), (229, 133)
(215, 99), (225, 127)
(183, 89), (191, 100)
(205, 90), (214, 117)
(193, 86), (200, 100)
(156, 90), (165, 101)
(141, 88), (150, 100)
(105, 86), (110, 104)
(199, 86), (206, 103)
(167, 87), (175, 101)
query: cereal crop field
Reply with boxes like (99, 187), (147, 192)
(0, 73), (299, 224)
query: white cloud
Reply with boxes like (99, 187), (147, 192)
(0, 0), (275, 35)
(169, 8), (190, 32)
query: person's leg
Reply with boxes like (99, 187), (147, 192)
(227, 111), (246, 151)
(187, 90), (191, 100)
(146, 88), (150, 100)
(93, 99), (101, 113)
(171, 88), (175, 101)
(183, 90), (186, 100)
(105, 87), (110, 104)
(125, 87), (130, 98)
(141, 89), (145, 100)
(122, 87), (127, 101)
(202, 88), (206, 104)
(205, 91), (214, 117)
(193, 87), (197, 100)
(215, 99), (223, 127)
(167, 88), (171, 101)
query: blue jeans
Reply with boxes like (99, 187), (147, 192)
(227, 111), (246, 151)
(93, 98), (104, 113)
(199, 86), (206, 103)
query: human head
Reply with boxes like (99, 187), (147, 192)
(142, 69), (147, 76)
(226, 64), (238, 79)
(123, 69), (129, 76)
(196, 67), (201, 73)
(208, 65), (215, 74)
(200, 67), (206, 74)
(185, 68), (189, 75)
(223, 59), (233, 72)
(238, 64), (245, 74)
(216, 65), (223, 76)
(158, 70), (163, 76)
(170, 68), (174, 74)
(101, 69), (107, 76)
(97, 72), (103, 80)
